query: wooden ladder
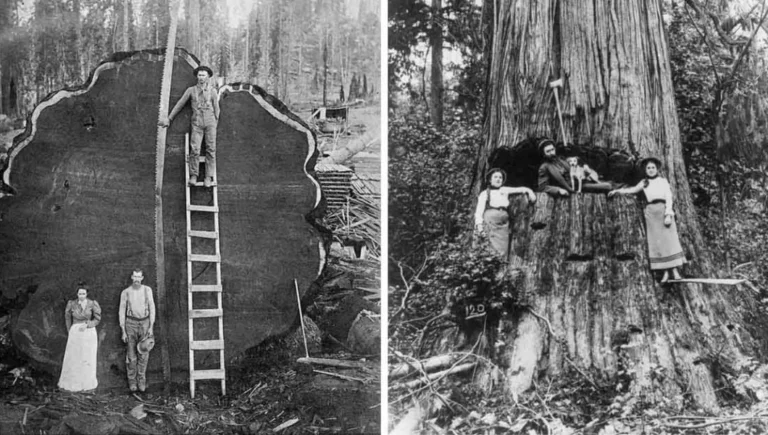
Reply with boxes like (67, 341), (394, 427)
(184, 133), (226, 398)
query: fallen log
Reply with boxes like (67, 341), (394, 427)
(389, 354), (460, 379)
(324, 130), (378, 164)
(391, 362), (477, 390)
(0, 48), (324, 387)
(296, 357), (370, 369)
(313, 369), (368, 383)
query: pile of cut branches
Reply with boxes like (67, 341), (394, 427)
(325, 195), (381, 260)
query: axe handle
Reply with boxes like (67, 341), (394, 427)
(553, 89), (568, 145)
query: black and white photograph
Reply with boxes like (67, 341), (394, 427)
(0, 0), (381, 433)
(389, 0), (768, 433)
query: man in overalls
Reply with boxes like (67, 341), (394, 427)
(161, 65), (220, 187)
(118, 269), (156, 392)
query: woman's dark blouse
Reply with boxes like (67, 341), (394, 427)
(65, 299), (102, 330)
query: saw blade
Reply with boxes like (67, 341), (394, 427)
(153, 0), (182, 387)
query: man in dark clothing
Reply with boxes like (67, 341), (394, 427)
(537, 140), (612, 196)
(538, 140), (573, 196)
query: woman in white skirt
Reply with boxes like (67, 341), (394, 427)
(609, 157), (686, 283)
(58, 283), (101, 391)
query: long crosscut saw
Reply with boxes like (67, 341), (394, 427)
(154, 0), (182, 394)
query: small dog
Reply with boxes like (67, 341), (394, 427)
(566, 156), (600, 193)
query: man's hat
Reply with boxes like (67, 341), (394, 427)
(193, 66), (214, 77)
(639, 156), (663, 169)
(137, 334), (155, 355)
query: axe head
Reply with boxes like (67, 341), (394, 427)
(549, 78), (564, 88)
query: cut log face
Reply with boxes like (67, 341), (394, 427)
(0, 49), (324, 387)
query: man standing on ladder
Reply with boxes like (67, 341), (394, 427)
(160, 65), (220, 187)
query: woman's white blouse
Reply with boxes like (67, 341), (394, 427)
(474, 188), (515, 225)
(642, 177), (675, 216)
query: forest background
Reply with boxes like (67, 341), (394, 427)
(0, 0), (380, 120)
(390, 0), (768, 431)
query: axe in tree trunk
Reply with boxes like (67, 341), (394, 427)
(549, 78), (568, 145)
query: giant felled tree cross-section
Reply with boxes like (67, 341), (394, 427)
(474, 0), (768, 412)
(0, 48), (325, 388)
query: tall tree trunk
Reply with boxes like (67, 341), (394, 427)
(475, 0), (768, 413)
(260, 0), (271, 88)
(296, 32), (302, 98)
(244, 23), (249, 78)
(0, 64), (9, 115)
(269, 4), (280, 97)
(72, 0), (83, 81)
(429, 0), (443, 127)
(187, 0), (200, 55)
(122, 0), (129, 51)
(323, 30), (328, 106)
(0, 0), (11, 115)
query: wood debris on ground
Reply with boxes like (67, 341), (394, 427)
(0, 352), (380, 434)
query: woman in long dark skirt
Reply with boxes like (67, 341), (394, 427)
(474, 168), (537, 258)
(608, 157), (686, 283)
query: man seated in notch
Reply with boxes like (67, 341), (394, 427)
(537, 139), (612, 196)
(160, 65), (220, 188)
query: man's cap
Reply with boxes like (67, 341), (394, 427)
(193, 66), (214, 77)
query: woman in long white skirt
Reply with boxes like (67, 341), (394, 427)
(58, 283), (101, 391)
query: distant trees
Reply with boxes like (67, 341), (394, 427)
(389, 0), (489, 126)
(0, 0), (380, 118)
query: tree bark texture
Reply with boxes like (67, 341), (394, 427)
(0, 49), (324, 388)
(477, 0), (768, 412)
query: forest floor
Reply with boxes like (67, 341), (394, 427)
(0, 335), (379, 435)
(389, 308), (768, 435)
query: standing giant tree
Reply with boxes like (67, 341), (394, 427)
(474, 0), (768, 412)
